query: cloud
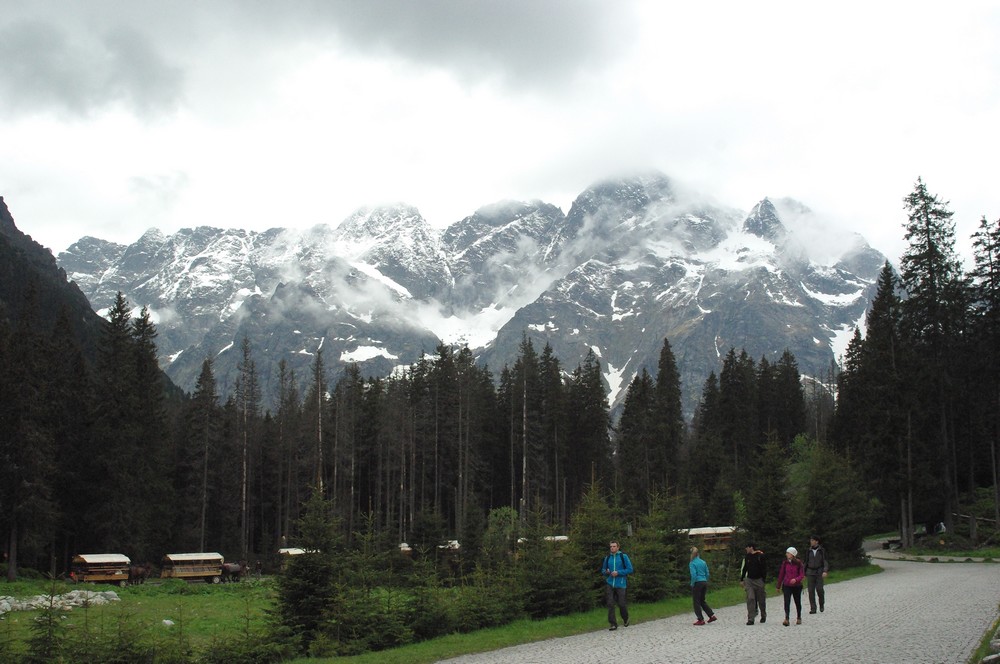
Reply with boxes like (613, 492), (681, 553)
(1, 0), (997, 267)
(0, 18), (183, 118)
(232, 0), (635, 90)
(128, 171), (190, 214)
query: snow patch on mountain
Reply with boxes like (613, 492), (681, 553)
(829, 312), (866, 362)
(412, 301), (514, 349)
(341, 346), (399, 363)
(767, 286), (804, 307)
(701, 230), (780, 272)
(801, 283), (864, 306)
(350, 262), (412, 298)
(604, 359), (630, 407)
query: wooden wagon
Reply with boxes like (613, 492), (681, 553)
(159, 552), (225, 583)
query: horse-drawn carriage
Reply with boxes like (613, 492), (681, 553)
(69, 553), (131, 586)
(160, 552), (225, 584)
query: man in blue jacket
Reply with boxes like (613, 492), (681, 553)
(602, 540), (633, 630)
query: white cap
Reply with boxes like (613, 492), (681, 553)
(786, 547), (798, 556)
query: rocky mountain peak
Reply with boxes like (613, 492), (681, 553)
(0, 196), (14, 235)
(334, 204), (432, 247)
(743, 198), (785, 241)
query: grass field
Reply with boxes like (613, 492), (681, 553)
(0, 563), (883, 662)
(0, 577), (274, 659)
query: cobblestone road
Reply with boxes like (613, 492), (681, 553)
(441, 559), (1000, 664)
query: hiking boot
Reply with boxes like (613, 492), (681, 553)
(609, 625), (618, 631)
(707, 615), (717, 623)
(782, 619), (789, 626)
(760, 615), (766, 623)
(746, 619), (754, 625)
(693, 620), (706, 626)
(795, 618), (802, 625)
(809, 609), (817, 614)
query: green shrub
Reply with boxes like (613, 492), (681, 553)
(628, 493), (689, 602)
(520, 541), (591, 619)
(198, 633), (292, 664)
(322, 586), (413, 655)
(407, 585), (458, 640)
(23, 586), (67, 664)
(452, 566), (524, 632)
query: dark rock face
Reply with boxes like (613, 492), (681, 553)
(0, 197), (106, 358)
(55, 173), (886, 414)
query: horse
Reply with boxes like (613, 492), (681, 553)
(128, 563), (152, 585)
(221, 560), (247, 582)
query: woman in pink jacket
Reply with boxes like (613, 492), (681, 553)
(776, 546), (805, 626)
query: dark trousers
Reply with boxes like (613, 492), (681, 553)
(743, 577), (767, 620)
(692, 581), (713, 621)
(606, 585), (628, 626)
(807, 573), (825, 610)
(782, 584), (802, 619)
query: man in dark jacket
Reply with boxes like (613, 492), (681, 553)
(740, 542), (767, 625)
(806, 535), (829, 613)
(602, 540), (633, 630)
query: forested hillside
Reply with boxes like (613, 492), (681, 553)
(1, 180), (998, 598)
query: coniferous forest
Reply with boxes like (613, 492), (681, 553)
(2, 180), (999, 656)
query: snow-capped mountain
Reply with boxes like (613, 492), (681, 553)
(57, 172), (886, 414)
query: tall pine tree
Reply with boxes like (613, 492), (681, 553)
(899, 179), (968, 531)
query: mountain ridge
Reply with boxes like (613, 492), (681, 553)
(52, 172), (886, 415)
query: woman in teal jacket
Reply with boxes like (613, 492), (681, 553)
(689, 547), (716, 625)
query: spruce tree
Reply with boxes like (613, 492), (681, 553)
(538, 344), (567, 525)
(969, 215), (1000, 525)
(628, 492), (688, 601)
(652, 338), (685, 493)
(565, 350), (611, 510)
(330, 364), (364, 539)
(719, 348), (758, 487)
(274, 359), (303, 546)
(130, 306), (173, 559)
(862, 263), (910, 535)
(743, 435), (791, 575)
(899, 179), (968, 531)
(0, 290), (57, 580)
(685, 372), (725, 525)
(89, 292), (139, 552)
(45, 309), (94, 573)
(566, 482), (624, 601)
(177, 358), (222, 551)
(793, 440), (873, 568)
(276, 488), (343, 652)
(234, 336), (261, 557)
(615, 369), (657, 511)
(831, 328), (866, 462)
(772, 350), (807, 448)
(509, 336), (543, 522)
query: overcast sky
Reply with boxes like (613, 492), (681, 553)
(1, 1), (998, 264)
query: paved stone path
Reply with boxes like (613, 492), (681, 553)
(441, 558), (1000, 664)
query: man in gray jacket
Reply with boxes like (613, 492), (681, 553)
(806, 535), (829, 613)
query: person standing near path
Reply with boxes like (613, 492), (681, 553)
(602, 540), (633, 631)
(740, 542), (767, 625)
(777, 546), (805, 626)
(689, 547), (717, 626)
(806, 535), (829, 613)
